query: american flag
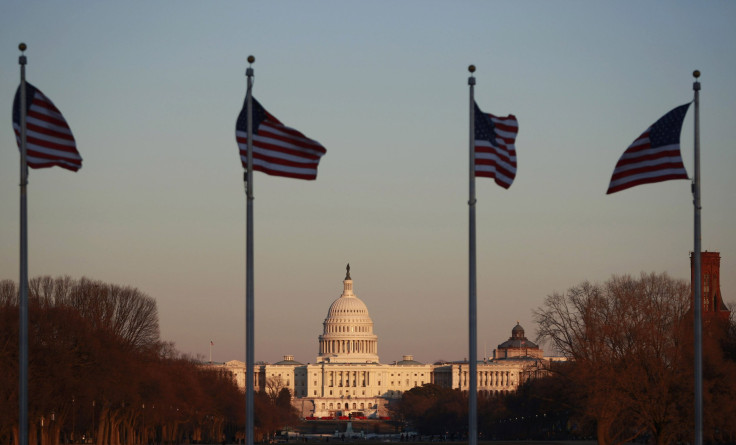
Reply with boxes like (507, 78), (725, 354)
(236, 97), (326, 180)
(12, 82), (82, 172)
(607, 103), (690, 194)
(474, 102), (518, 189)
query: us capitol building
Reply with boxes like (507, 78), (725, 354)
(214, 265), (551, 419)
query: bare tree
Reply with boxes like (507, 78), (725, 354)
(534, 272), (690, 445)
(59, 277), (160, 350)
(265, 376), (287, 402)
(0, 280), (17, 307)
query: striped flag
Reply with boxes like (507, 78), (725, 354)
(12, 82), (82, 172)
(474, 102), (518, 189)
(607, 103), (690, 194)
(236, 97), (326, 180)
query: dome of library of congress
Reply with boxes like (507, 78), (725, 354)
(317, 264), (379, 363)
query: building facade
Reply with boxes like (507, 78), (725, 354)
(691, 251), (730, 320)
(216, 265), (549, 419)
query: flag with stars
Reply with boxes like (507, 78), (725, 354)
(235, 97), (326, 180)
(12, 82), (82, 171)
(607, 103), (690, 194)
(474, 102), (518, 189)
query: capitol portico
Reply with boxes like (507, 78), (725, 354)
(216, 265), (550, 419)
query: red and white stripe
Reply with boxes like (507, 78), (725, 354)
(14, 85), (81, 171)
(606, 128), (688, 194)
(236, 112), (326, 181)
(475, 113), (518, 189)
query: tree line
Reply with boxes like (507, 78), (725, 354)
(4, 273), (734, 445)
(392, 273), (736, 444)
(0, 276), (296, 445)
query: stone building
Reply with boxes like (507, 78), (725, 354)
(493, 322), (543, 360)
(215, 265), (549, 418)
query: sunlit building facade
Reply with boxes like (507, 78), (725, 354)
(216, 265), (548, 418)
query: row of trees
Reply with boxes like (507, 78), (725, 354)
(389, 382), (569, 441)
(0, 276), (295, 445)
(392, 273), (736, 444)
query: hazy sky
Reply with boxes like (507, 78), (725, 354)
(2, 1), (735, 365)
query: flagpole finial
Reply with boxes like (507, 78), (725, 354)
(246, 56), (255, 77)
(19, 43), (27, 65)
(693, 70), (700, 79)
(468, 65), (476, 74)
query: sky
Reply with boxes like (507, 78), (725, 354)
(1, 1), (735, 366)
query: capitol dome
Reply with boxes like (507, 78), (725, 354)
(317, 264), (379, 363)
(326, 290), (370, 317)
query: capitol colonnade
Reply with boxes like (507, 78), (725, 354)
(319, 339), (376, 355)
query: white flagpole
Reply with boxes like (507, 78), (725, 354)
(692, 69), (702, 445)
(244, 55), (255, 445)
(18, 42), (29, 445)
(467, 64), (478, 445)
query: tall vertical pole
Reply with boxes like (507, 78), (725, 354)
(467, 64), (478, 445)
(18, 42), (29, 445)
(245, 55), (256, 445)
(692, 69), (702, 445)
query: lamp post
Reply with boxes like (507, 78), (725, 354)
(142, 404), (145, 445)
(51, 410), (56, 444)
(121, 401), (126, 445)
(72, 395), (76, 443)
(91, 400), (95, 443)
